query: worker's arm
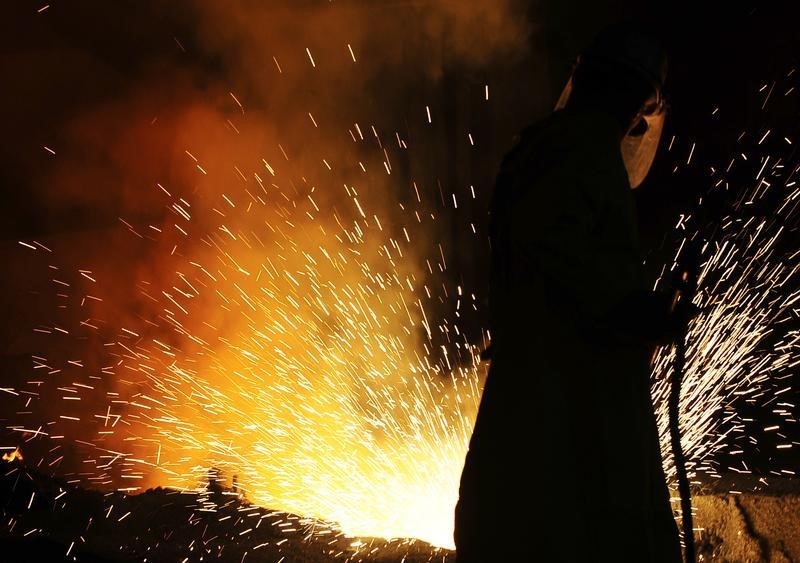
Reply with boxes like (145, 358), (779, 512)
(508, 146), (631, 320)
(507, 137), (694, 343)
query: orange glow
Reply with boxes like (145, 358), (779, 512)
(2, 448), (23, 462)
(15, 99), (486, 549)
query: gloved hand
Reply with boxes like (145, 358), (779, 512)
(600, 290), (700, 346)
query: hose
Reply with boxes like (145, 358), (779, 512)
(669, 243), (700, 563)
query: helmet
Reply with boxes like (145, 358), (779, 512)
(555, 22), (669, 188)
(581, 22), (668, 95)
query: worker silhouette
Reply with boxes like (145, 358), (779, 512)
(455, 23), (689, 562)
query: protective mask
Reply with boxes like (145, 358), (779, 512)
(620, 95), (665, 189)
(554, 78), (666, 189)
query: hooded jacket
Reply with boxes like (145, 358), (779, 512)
(454, 108), (682, 563)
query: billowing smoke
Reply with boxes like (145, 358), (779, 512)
(1, 0), (533, 547)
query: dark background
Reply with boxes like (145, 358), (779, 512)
(3, 0), (799, 250)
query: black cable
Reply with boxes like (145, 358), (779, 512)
(669, 242), (700, 563)
(670, 332), (696, 563)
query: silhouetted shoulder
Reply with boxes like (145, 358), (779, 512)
(496, 110), (622, 197)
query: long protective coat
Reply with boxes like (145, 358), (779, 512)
(454, 109), (682, 562)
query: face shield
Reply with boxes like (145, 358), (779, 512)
(620, 93), (666, 189)
(554, 78), (666, 189)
